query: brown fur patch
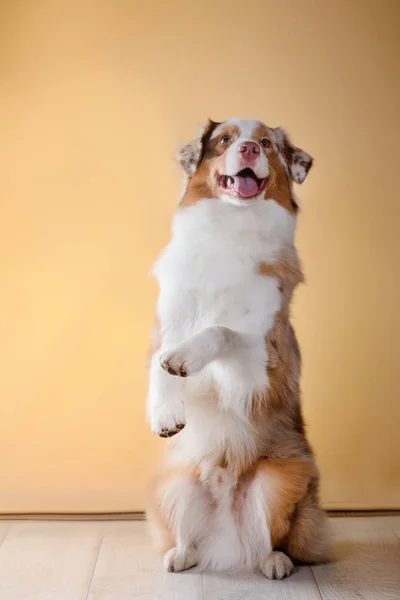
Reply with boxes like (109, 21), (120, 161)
(251, 248), (304, 416)
(264, 151), (297, 212)
(180, 158), (215, 206)
(283, 475), (332, 563)
(257, 248), (305, 290)
(256, 458), (315, 547)
(202, 123), (239, 160)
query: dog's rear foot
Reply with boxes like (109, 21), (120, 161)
(261, 551), (294, 580)
(163, 546), (197, 573)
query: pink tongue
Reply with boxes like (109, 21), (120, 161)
(234, 175), (259, 198)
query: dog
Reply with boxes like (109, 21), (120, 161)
(146, 118), (330, 579)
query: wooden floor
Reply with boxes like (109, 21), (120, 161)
(0, 517), (398, 599)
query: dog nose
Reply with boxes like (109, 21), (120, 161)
(238, 141), (260, 156)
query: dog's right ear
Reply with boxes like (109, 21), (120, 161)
(177, 119), (220, 175)
(271, 126), (313, 184)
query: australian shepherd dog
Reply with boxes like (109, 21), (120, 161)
(146, 118), (330, 579)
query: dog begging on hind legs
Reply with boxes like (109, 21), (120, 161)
(146, 117), (331, 579)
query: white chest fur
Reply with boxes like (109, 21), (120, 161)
(153, 199), (295, 343)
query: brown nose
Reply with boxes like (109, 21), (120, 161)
(238, 141), (260, 156)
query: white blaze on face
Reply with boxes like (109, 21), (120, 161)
(211, 119), (270, 180)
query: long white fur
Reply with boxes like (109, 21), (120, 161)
(147, 119), (297, 572)
(158, 465), (274, 572)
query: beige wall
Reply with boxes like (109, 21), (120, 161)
(0, 0), (399, 512)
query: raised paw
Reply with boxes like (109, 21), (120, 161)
(163, 546), (197, 573)
(151, 403), (186, 438)
(160, 344), (207, 378)
(261, 551), (294, 580)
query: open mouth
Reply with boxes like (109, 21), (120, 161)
(217, 168), (267, 199)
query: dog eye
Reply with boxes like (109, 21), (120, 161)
(220, 135), (230, 144)
(261, 138), (271, 148)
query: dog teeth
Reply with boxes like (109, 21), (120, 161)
(220, 175), (235, 188)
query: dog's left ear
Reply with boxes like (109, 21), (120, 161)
(177, 119), (220, 176)
(272, 126), (313, 184)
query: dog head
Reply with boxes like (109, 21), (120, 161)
(178, 118), (312, 211)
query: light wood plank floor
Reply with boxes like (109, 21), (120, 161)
(0, 517), (398, 599)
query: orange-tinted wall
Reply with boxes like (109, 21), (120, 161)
(1, 0), (399, 512)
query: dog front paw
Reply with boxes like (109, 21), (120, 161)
(160, 343), (207, 378)
(150, 402), (186, 438)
